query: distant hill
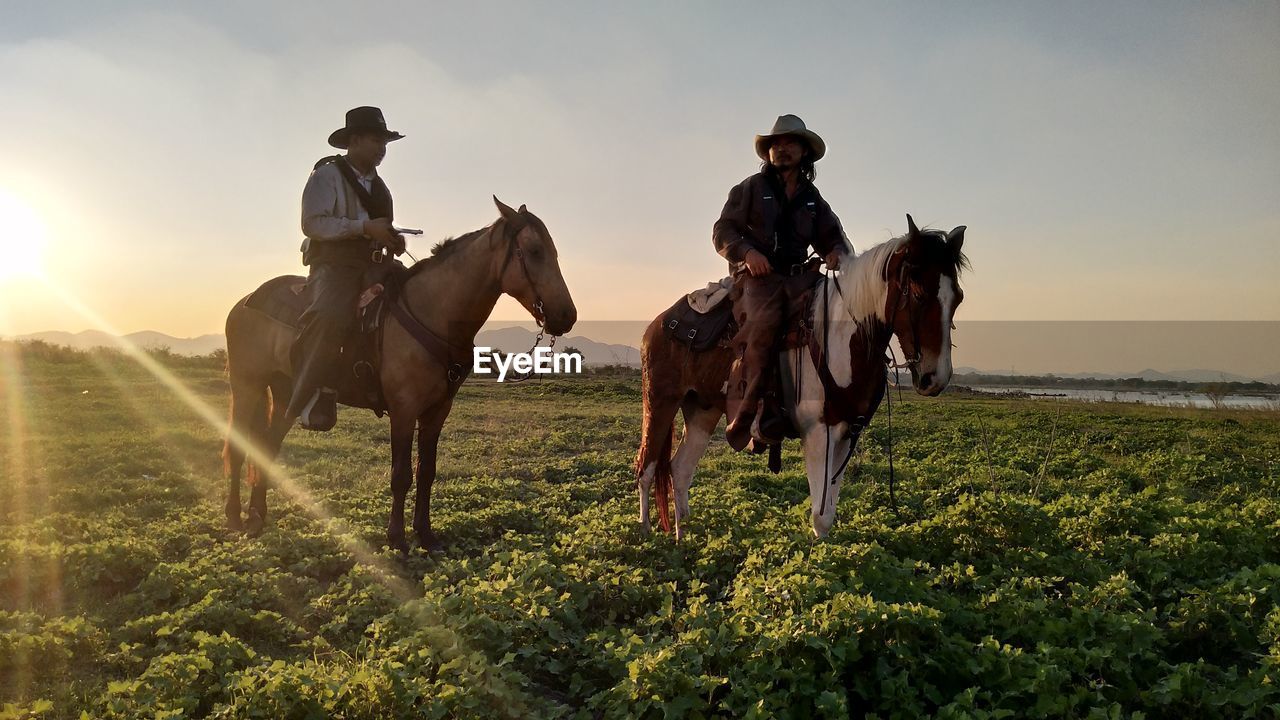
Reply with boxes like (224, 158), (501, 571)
(3, 327), (642, 367)
(475, 326), (640, 366)
(7, 330), (226, 356)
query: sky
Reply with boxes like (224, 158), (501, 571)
(0, 1), (1276, 336)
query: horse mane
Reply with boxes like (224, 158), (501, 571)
(405, 211), (557, 278)
(406, 225), (494, 277)
(839, 237), (905, 324)
(913, 228), (971, 278)
(837, 228), (969, 324)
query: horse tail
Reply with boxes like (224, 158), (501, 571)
(636, 319), (681, 533)
(653, 424), (675, 533)
(224, 378), (269, 475)
(635, 416), (676, 533)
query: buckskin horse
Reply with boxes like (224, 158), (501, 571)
(635, 215), (966, 539)
(223, 198), (576, 552)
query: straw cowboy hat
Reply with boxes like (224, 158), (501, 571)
(754, 114), (826, 162)
(328, 106), (405, 149)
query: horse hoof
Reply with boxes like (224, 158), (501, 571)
(416, 531), (444, 553)
(225, 515), (243, 533)
(244, 512), (265, 537)
(387, 532), (410, 555)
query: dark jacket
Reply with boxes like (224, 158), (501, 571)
(713, 172), (848, 272)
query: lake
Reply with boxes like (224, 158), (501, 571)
(961, 386), (1280, 410)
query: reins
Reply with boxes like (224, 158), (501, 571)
(809, 248), (926, 516)
(815, 264), (857, 519)
(878, 248), (924, 512)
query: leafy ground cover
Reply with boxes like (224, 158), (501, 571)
(0, 343), (1277, 718)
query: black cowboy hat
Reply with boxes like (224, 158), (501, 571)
(327, 106), (405, 149)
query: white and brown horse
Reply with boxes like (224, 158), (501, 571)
(635, 215), (966, 539)
(223, 198), (576, 552)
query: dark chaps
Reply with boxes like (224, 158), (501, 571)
(724, 268), (822, 450)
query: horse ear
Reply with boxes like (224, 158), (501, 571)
(493, 196), (519, 221)
(517, 204), (527, 214)
(946, 225), (966, 253)
(906, 214), (920, 237)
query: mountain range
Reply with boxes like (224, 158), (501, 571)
(6, 329), (1278, 384)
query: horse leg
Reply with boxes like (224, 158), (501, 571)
(385, 410), (416, 554)
(246, 378), (294, 536)
(411, 402), (451, 552)
(670, 402), (720, 542)
(802, 422), (852, 538)
(635, 390), (681, 534)
(225, 375), (269, 532)
(223, 418), (244, 532)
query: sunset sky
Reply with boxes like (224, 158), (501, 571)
(0, 1), (1276, 337)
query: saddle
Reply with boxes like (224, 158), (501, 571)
(242, 264), (417, 417)
(663, 264), (825, 354)
(661, 277), (738, 352)
(666, 265), (826, 470)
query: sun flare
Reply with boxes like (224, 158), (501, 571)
(0, 189), (48, 280)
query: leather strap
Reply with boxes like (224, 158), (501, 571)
(388, 300), (472, 386)
(808, 330), (844, 422)
(317, 155), (394, 221)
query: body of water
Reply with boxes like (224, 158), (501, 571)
(963, 386), (1280, 410)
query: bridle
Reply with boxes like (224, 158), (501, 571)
(497, 220), (550, 327)
(496, 218), (560, 381)
(884, 247), (924, 372)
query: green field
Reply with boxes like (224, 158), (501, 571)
(1, 343), (1277, 719)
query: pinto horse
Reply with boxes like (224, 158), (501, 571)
(635, 215), (966, 539)
(223, 198), (576, 552)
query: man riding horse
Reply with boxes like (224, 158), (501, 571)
(714, 114), (852, 451)
(288, 106), (408, 431)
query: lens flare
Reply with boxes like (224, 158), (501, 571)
(0, 189), (47, 280)
(37, 278), (418, 602)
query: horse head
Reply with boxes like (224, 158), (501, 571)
(493, 196), (578, 336)
(882, 214), (968, 396)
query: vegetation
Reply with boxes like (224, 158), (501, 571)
(1, 342), (1277, 718)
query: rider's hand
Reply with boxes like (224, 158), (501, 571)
(743, 249), (772, 277)
(363, 217), (398, 246)
(825, 250), (844, 271)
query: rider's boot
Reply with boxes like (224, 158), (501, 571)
(298, 388), (338, 431)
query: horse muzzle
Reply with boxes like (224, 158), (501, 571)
(543, 305), (577, 337)
(913, 365), (952, 396)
